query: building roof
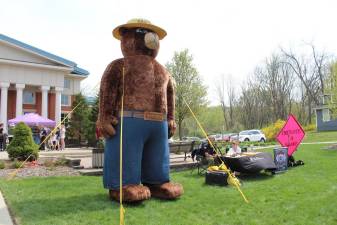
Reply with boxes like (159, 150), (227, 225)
(0, 33), (89, 76)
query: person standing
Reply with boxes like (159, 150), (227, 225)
(55, 128), (60, 150)
(51, 132), (58, 151)
(39, 128), (48, 150)
(31, 126), (41, 145)
(60, 124), (66, 150)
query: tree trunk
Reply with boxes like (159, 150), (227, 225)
(221, 103), (228, 130)
(308, 101), (312, 124)
(307, 92), (312, 124)
(178, 119), (183, 140)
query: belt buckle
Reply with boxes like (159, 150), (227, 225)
(144, 112), (163, 121)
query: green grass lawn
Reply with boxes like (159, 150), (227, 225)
(1, 143), (337, 225)
(303, 130), (337, 143)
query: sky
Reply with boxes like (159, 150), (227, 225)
(1, 0), (337, 104)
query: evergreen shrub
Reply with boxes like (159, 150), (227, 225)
(7, 122), (39, 161)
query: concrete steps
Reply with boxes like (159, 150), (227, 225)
(79, 161), (198, 176)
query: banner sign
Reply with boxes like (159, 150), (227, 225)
(276, 114), (305, 156)
(273, 147), (288, 173)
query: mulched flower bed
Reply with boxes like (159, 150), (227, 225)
(0, 166), (80, 178)
(0, 159), (80, 178)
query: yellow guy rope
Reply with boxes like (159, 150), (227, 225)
(183, 98), (249, 203)
(119, 67), (125, 225)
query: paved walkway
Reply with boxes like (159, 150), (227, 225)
(0, 151), (8, 160)
(248, 141), (337, 151)
(0, 191), (13, 225)
(39, 148), (195, 169)
(301, 141), (337, 144)
(2, 148), (197, 168)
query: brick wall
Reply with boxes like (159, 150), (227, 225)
(48, 93), (55, 120)
(7, 90), (16, 120)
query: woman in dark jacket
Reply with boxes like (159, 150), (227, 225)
(0, 128), (4, 151)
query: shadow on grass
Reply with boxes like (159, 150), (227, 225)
(184, 172), (204, 178)
(12, 192), (148, 221)
(182, 169), (274, 183)
(238, 172), (274, 182)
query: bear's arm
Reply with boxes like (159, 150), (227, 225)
(167, 74), (175, 121)
(98, 59), (124, 123)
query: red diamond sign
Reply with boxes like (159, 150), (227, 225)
(276, 114), (305, 156)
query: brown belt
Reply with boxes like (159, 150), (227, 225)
(119, 111), (167, 121)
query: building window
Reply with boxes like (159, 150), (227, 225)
(64, 78), (71, 89)
(24, 111), (36, 114)
(23, 91), (35, 104)
(61, 94), (71, 106)
(323, 95), (332, 105)
(61, 113), (70, 128)
(322, 108), (331, 122)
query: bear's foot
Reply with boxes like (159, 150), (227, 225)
(109, 185), (151, 202)
(145, 182), (184, 200)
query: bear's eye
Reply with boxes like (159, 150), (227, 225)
(135, 28), (149, 34)
(119, 28), (128, 36)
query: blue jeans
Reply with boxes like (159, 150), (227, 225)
(103, 117), (170, 190)
(33, 135), (40, 145)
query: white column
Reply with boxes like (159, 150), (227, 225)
(0, 82), (10, 133)
(15, 83), (25, 117)
(55, 87), (63, 125)
(41, 85), (50, 118)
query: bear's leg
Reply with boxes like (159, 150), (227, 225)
(103, 117), (150, 202)
(141, 120), (184, 199)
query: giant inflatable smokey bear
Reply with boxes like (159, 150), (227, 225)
(97, 18), (184, 202)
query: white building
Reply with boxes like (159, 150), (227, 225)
(0, 34), (89, 132)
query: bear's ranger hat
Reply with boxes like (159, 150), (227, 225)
(113, 18), (167, 40)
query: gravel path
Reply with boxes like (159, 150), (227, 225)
(0, 166), (80, 178)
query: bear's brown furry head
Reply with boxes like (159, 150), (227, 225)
(120, 28), (159, 58)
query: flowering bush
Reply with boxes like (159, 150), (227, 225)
(303, 124), (316, 132)
(261, 120), (286, 141)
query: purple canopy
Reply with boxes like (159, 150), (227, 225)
(8, 113), (56, 127)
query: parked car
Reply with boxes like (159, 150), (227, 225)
(208, 134), (222, 141)
(238, 130), (266, 142)
(228, 133), (239, 142)
(218, 133), (235, 142)
(209, 133), (235, 141)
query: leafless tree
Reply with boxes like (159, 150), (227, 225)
(236, 78), (270, 129)
(215, 74), (229, 130)
(254, 54), (294, 121)
(226, 75), (236, 128)
(281, 44), (331, 123)
(215, 74), (237, 130)
(308, 42), (331, 95)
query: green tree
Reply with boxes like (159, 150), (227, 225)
(67, 93), (91, 146)
(166, 49), (208, 140)
(87, 93), (99, 146)
(7, 122), (39, 161)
